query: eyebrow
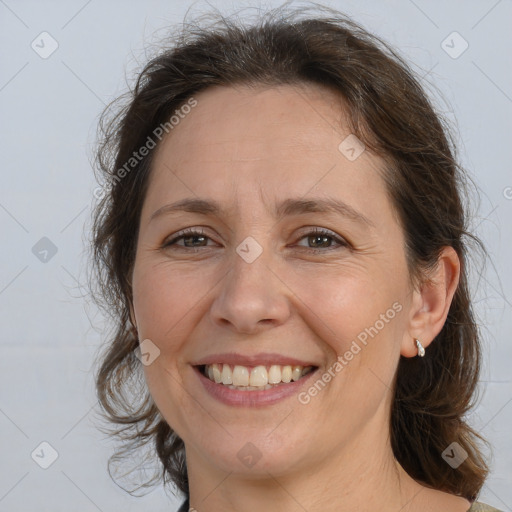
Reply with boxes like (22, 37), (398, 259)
(150, 197), (374, 227)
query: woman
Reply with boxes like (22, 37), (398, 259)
(91, 4), (502, 511)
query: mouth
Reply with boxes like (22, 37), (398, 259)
(192, 355), (319, 408)
(191, 353), (321, 406)
(197, 363), (317, 391)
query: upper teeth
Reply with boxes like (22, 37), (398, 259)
(205, 363), (313, 388)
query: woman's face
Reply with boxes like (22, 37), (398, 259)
(131, 83), (416, 478)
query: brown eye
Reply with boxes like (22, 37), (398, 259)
(295, 228), (348, 251)
(163, 228), (216, 249)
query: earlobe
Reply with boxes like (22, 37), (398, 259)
(400, 246), (460, 358)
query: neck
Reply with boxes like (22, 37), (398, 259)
(185, 407), (425, 512)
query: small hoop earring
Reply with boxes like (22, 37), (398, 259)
(415, 338), (425, 357)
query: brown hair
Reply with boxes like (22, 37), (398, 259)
(91, 2), (489, 502)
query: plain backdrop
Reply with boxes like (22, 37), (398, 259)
(0, 1), (511, 511)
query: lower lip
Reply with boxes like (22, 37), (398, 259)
(193, 366), (319, 407)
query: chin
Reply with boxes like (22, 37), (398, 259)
(185, 422), (311, 477)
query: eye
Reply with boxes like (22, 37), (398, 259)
(162, 228), (217, 249)
(294, 227), (348, 251)
(162, 227), (349, 252)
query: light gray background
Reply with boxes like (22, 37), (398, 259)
(0, 0), (510, 511)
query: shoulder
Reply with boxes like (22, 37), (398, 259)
(469, 502), (503, 512)
(176, 498), (503, 511)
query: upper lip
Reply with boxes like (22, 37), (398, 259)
(192, 352), (319, 367)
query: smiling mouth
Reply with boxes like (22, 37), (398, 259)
(198, 363), (317, 391)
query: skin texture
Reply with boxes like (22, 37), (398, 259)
(130, 83), (468, 512)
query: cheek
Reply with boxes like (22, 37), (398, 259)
(269, 266), (406, 445)
(288, 264), (408, 418)
(289, 264), (405, 352)
(133, 255), (408, 364)
(132, 261), (210, 435)
(132, 260), (212, 345)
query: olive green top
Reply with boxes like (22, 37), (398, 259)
(178, 499), (502, 511)
(469, 503), (503, 512)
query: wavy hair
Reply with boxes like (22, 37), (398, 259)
(90, 2), (489, 502)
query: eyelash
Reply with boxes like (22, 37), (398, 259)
(162, 227), (349, 253)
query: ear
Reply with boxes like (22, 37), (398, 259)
(401, 246), (460, 357)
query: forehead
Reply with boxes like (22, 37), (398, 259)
(157, 83), (350, 164)
(145, 83), (390, 226)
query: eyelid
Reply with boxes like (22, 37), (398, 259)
(162, 226), (216, 246)
(293, 226), (350, 250)
(162, 225), (351, 252)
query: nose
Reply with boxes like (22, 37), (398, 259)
(209, 248), (291, 335)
